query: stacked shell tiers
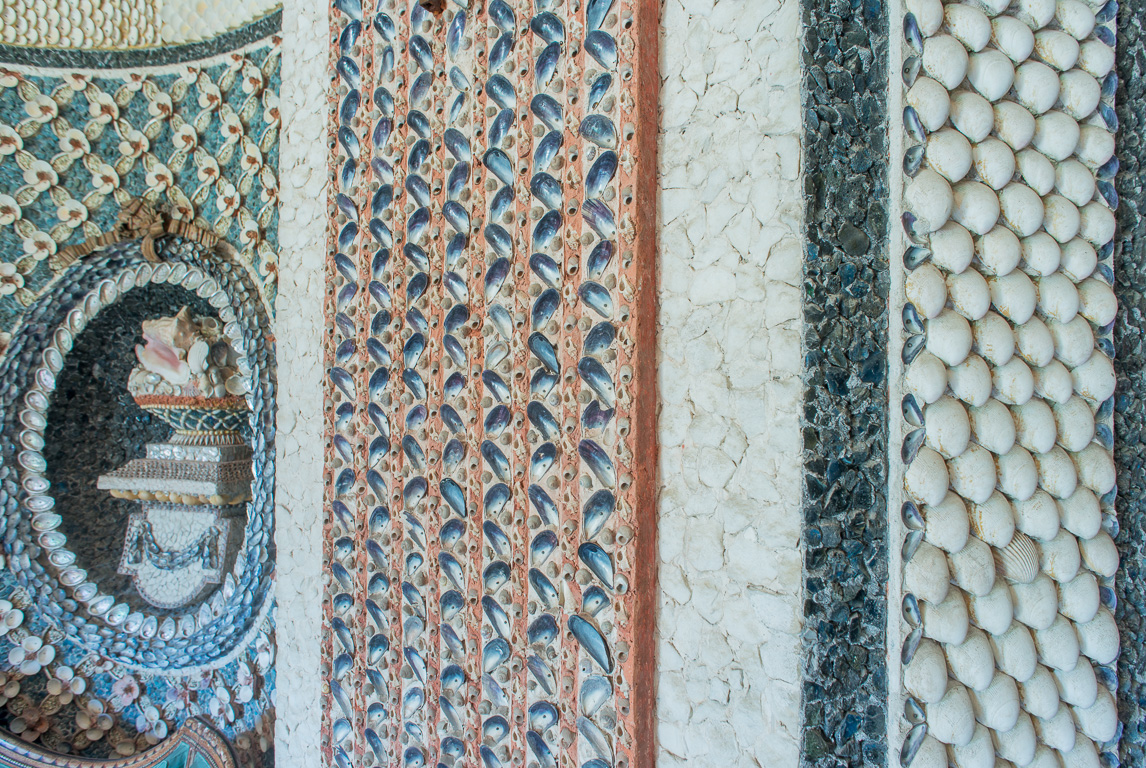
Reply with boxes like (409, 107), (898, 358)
(323, 0), (636, 766)
(898, 0), (1121, 764)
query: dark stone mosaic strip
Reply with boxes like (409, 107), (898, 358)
(1114, 0), (1146, 759)
(799, 0), (890, 763)
(0, 9), (281, 68)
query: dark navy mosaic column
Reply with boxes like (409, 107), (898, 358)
(799, 0), (891, 762)
(1114, 0), (1146, 759)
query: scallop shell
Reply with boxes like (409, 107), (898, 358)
(1011, 574), (1060, 630)
(996, 531), (1040, 583)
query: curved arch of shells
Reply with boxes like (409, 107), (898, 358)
(896, 0), (1121, 764)
(0, 42), (280, 337)
(322, 0), (642, 766)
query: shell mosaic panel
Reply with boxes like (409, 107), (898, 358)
(0, 25), (280, 768)
(320, 0), (656, 765)
(896, 0), (1121, 764)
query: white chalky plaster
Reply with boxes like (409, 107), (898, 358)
(657, 0), (805, 764)
(273, 0), (327, 760)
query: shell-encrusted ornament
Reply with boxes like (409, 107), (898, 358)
(948, 354), (993, 406)
(1014, 60), (1061, 113)
(1017, 148), (1058, 195)
(905, 539), (952, 602)
(996, 444), (1038, 500)
(1059, 734), (1101, 767)
(1014, 0), (1056, 28)
(1034, 29), (1080, 70)
(1033, 111), (1081, 161)
(1044, 193), (1082, 242)
(996, 530), (1040, 583)
(947, 269), (991, 320)
(1078, 200), (1116, 245)
(1013, 489), (1062, 541)
(921, 585), (970, 644)
(1034, 704), (1078, 752)
(968, 399), (1017, 454)
(947, 627), (996, 691)
(994, 101), (1037, 150)
(927, 682), (976, 746)
(946, 3), (992, 50)
(967, 49), (1015, 101)
(906, 447), (951, 508)
(950, 724), (996, 768)
(931, 222), (975, 273)
(1019, 664), (1062, 718)
(923, 35), (971, 88)
(1057, 569), (1099, 623)
(968, 577), (1015, 634)
(926, 129), (973, 182)
(1075, 608), (1118, 666)
(1035, 614), (1082, 671)
(1076, 277), (1117, 325)
(969, 671), (1020, 730)
(924, 397), (971, 457)
(923, 491), (971, 551)
(1052, 397), (1096, 452)
(1011, 574), (1059, 630)
(969, 491), (1017, 546)
(1077, 39), (1114, 78)
(1054, 159), (1097, 206)
(1058, 486), (1101, 538)
(948, 535), (996, 595)
(1075, 124), (1115, 168)
(1040, 527), (1082, 581)
(1071, 350), (1115, 402)
(904, 638), (950, 703)
(999, 183), (1045, 237)
(948, 443), (997, 503)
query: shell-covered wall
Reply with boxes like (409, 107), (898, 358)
(894, 0), (1122, 763)
(318, 0), (657, 767)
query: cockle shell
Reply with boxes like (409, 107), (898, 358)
(1035, 705), (1079, 752)
(999, 183), (1045, 237)
(907, 263), (948, 318)
(1034, 360), (1075, 403)
(1077, 39), (1114, 78)
(1078, 530), (1118, 577)
(992, 356), (1035, 405)
(1056, 0), (1096, 39)
(993, 16), (1036, 61)
(953, 181), (1001, 234)
(905, 539), (952, 603)
(996, 531), (1040, 583)
(1053, 396), (1096, 452)
(927, 310), (974, 366)
(924, 492), (971, 551)
(969, 399), (1017, 454)
(1057, 570), (1099, 623)
(947, 627), (996, 691)
(1047, 315), (1093, 367)
(1059, 736), (1101, 768)
(1074, 687), (1118, 743)
(906, 447), (952, 508)
(994, 101), (1036, 150)
(922, 585), (971, 644)
(1034, 29), (1080, 70)
(907, 351), (948, 403)
(1036, 273), (1080, 322)
(1055, 159), (1096, 206)
(947, 269), (991, 319)
(948, 354), (993, 406)
(927, 682), (976, 746)
(971, 137), (1015, 190)
(904, 638), (949, 702)
(1014, 316), (1055, 367)
(1043, 194), (1082, 243)
(969, 671), (1020, 730)
(968, 577), (1015, 634)
(1078, 200), (1115, 245)
(1014, 489), (1062, 541)
(908, 170), (955, 233)
(949, 535), (996, 595)
(1033, 446), (1079, 498)
(976, 225), (1022, 274)
(1076, 277), (1116, 325)
(1053, 654), (1096, 705)
(1033, 111), (1081, 161)
(989, 271), (1037, 323)
(1036, 615), (1083, 671)
(1073, 442), (1114, 494)
(1017, 156), (1058, 206)
(924, 397), (971, 458)
(1022, 231), (1062, 275)
(968, 49), (1015, 101)
(950, 725), (996, 768)
(1059, 69), (1100, 119)
(996, 444), (1038, 500)
(1013, 0), (1056, 28)
(972, 311), (1015, 365)
(931, 222), (975, 273)
(1013, 574), (1060, 630)
(950, 90), (996, 143)
(969, 492), (1017, 546)
(948, 443), (997, 503)
(1074, 124), (1115, 168)
(924, 35), (971, 89)
(946, 4), (992, 49)
(1019, 664), (1062, 718)
(1040, 528), (1082, 582)
(1071, 350), (1115, 402)
(1012, 399), (1057, 453)
(927, 129), (973, 182)
(1014, 60), (1060, 113)
(995, 712), (1037, 766)
(1058, 486), (1101, 539)
(1076, 609), (1118, 666)
(908, 0), (945, 34)
(908, 77), (952, 131)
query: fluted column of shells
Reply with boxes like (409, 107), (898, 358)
(896, 0), (1121, 764)
(321, 0), (641, 767)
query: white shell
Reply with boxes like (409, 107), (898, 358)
(1034, 29), (1080, 70)
(1013, 489), (1062, 541)
(994, 101), (1036, 150)
(989, 271), (1037, 323)
(972, 311), (1015, 365)
(1019, 664), (1061, 718)
(976, 226), (1022, 275)
(952, 181), (1001, 235)
(908, 736), (949, 768)
(927, 682), (976, 746)
(945, 3), (992, 50)
(1052, 397), (1096, 452)
(1013, 60), (1061, 114)
(1053, 655), (1096, 706)
(1011, 574), (1060, 630)
(926, 397), (972, 459)
(968, 577), (1015, 634)
(1012, 399), (1058, 454)
(948, 443), (997, 503)
(1073, 686), (1118, 742)
(950, 90), (996, 144)
(907, 351), (949, 404)
(1043, 193), (1082, 243)
(1076, 277), (1116, 326)
(946, 627), (996, 691)
(909, 77), (953, 132)
(1048, 315), (1094, 367)
(1077, 39), (1114, 78)
(950, 724), (996, 768)
(1029, 744), (1065, 768)
(999, 183), (1045, 237)
(1034, 704), (1078, 752)
(1073, 442), (1114, 495)
(1033, 445), (1079, 499)
(931, 222), (975, 273)
(967, 49), (1015, 101)
(1033, 110), (1081, 161)
(949, 354), (993, 406)
(1060, 736), (1102, 768)
(1014, 316), (1056, 367)
(924, 491), (971, 552)
(1078, 530), (1118, 578)
(926, 129), (973, 183)
(927, 309), (974, 367)
(968, 399), (1017, 455)
(1016, 148), (1058, 196)
(992, 356), (1035, 406)
(1013, 0), (1056, 28)
(1075, 607), (1118, 666)
(908, 0), (945, 34)
(996, 444), (1038, 500)
(908, 170), (955, 233)
(994, 712), (1036, 767)
(1057, 569), (1099, 623)
(905, 539), (952, 603)
(1071, 350), (1115, 402)
(907, 263), (949, 319)
(1037, 614), (1084, 671)
(947, 269), (991, 320)
(1036, 272), (1080, 322)
(1041, 528), (1082, 582)
(904, 638), (949, 703)
(948, 535), (996, 596)
(995, 531), (1040, 583)
(922, 584), (970, 644)
(1058, 486), (1101, 539)
(1059, 69), (1101, 120)
(1059, 238), (1097, 281)
(1074, 124), (1114, 168)
(969, 672), (1021, 731)
(992, 16), (1035, 61)
(1034, 360), (1076, 403)
(1078, 200), (1115, 245)
(968, 491), (1016, 546)
(1055, 159), (1096, 206)
(971, 137), (1015, 190)
(1021, 232), (1063, 277)
(924, 35), (971, 90)
(1055, 0), (1096, 39)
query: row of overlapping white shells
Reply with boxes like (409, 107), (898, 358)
(898, 0), (1120, 763)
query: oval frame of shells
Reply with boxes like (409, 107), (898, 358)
(897, 0), (1121, 763)
(0, 237), (275, 673)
